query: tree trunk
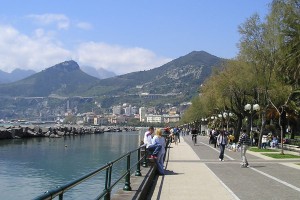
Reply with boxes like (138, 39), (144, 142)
(234, 115), (243, 142)
(279, 110), (286, 155)
(258, 111), (267, 149)
(280, 125), (284, 155)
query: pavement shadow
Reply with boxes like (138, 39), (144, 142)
(193, 143), (207, 147)
(164, 169), (182, 175)
(250, 165), (266, 168)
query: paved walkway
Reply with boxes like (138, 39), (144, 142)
(149, 137), (236, 200)
(148, 136), (300, 200)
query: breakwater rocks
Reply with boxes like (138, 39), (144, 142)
(0, 125), (106, 140)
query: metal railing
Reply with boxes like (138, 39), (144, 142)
(33, 144), (148, 200)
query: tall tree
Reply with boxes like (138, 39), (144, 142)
(238, 13), (277, 148)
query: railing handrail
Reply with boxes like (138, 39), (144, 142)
(33, 145), (147, 200)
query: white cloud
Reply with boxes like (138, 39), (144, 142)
(75, 42), (171, 74)
(0, 25), (72, 72)
(76, 22), (93, 30)
(0, 24), (171, 75)
(27, 14), (70, 30)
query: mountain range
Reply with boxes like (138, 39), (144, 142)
(0, 66), (116, 84)
(0, 69), (36, 83)
(0, 51), (224, 108)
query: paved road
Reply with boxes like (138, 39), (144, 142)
(184, 135), (300, 200)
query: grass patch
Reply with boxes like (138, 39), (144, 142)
(262, 153), (300, 159)
(249, 147), (278, 152)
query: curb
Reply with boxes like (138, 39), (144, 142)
(111, 164), (157, 200)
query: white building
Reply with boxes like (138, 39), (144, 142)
(146, 114), (162, 123)
(112, 105), (122, 115)
(139, 107), (146, 122)
(124, 105), (132, 116)
(163, 114), (180, 123)
(131, 106), (137, 115)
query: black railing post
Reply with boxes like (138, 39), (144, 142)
(135, 148), (142, 176)
(123, 153), (132, 191)
(104, 164), (111, 200)
(59, 193), (63, 200)
(142, 146), (148, 167)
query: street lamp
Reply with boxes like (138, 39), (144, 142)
(223, 112), (233, 131)
(218, 112), (233, 131)
(201, 118), (208, 135)
(210, 116), (217, 128)
(244, 103), (260, 131)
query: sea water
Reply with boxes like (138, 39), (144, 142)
(0, 130), (145, 200)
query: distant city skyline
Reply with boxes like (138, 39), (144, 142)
(0, 0), (272, 75)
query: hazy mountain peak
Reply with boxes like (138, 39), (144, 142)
(81, 66), (116, 79)
(46, 60), (80, 72)
(0, 68), (36, 83)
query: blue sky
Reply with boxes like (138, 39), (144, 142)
(0, 0), (272, 75)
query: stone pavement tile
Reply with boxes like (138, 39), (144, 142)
(150, 138), (236, 200)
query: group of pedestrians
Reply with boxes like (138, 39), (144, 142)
(210, 128), (251, 167)
(143, 125), (252, 176)
(143, 126), (167, 175)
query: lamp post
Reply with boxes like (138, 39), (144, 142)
(210, 116), (217, 129)
(217, 112), (233, 132)
(218, 113), (224, 129)
(221, 112), (233, 132)
(201, 118), (208, 135)
(244, 103), (260, 133)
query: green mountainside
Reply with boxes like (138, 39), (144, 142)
(84, 51), (224, 106)
(85, 51), (223, 95)
(0, 51), (224, 110)
(0, 60), (100, 97)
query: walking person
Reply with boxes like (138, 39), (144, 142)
(173, 126), (180, 145)
(217, 130), (228, 161)
(237, 129), (251, 168)
(212, 129), (219, 148)
(191, 128), (198, 145)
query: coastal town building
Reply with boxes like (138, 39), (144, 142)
(112, 105), (122, 115)
(163, 114), (180, 123)
(146, 114), (163, 123)
(139, 107), (146, 122)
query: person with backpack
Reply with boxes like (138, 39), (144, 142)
(237, 129), (251, 168)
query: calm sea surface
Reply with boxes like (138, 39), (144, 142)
(0, 129), (145, 200)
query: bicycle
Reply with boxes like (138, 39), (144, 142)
(192, 134), (197, 145)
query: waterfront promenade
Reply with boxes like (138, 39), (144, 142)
(148, 135), (300, 200)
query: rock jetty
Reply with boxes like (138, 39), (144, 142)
(0, 125), (104, 140)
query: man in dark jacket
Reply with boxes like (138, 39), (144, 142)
(237, 129), (251, 168)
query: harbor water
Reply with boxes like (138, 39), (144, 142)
(0, 129), (145, 200)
